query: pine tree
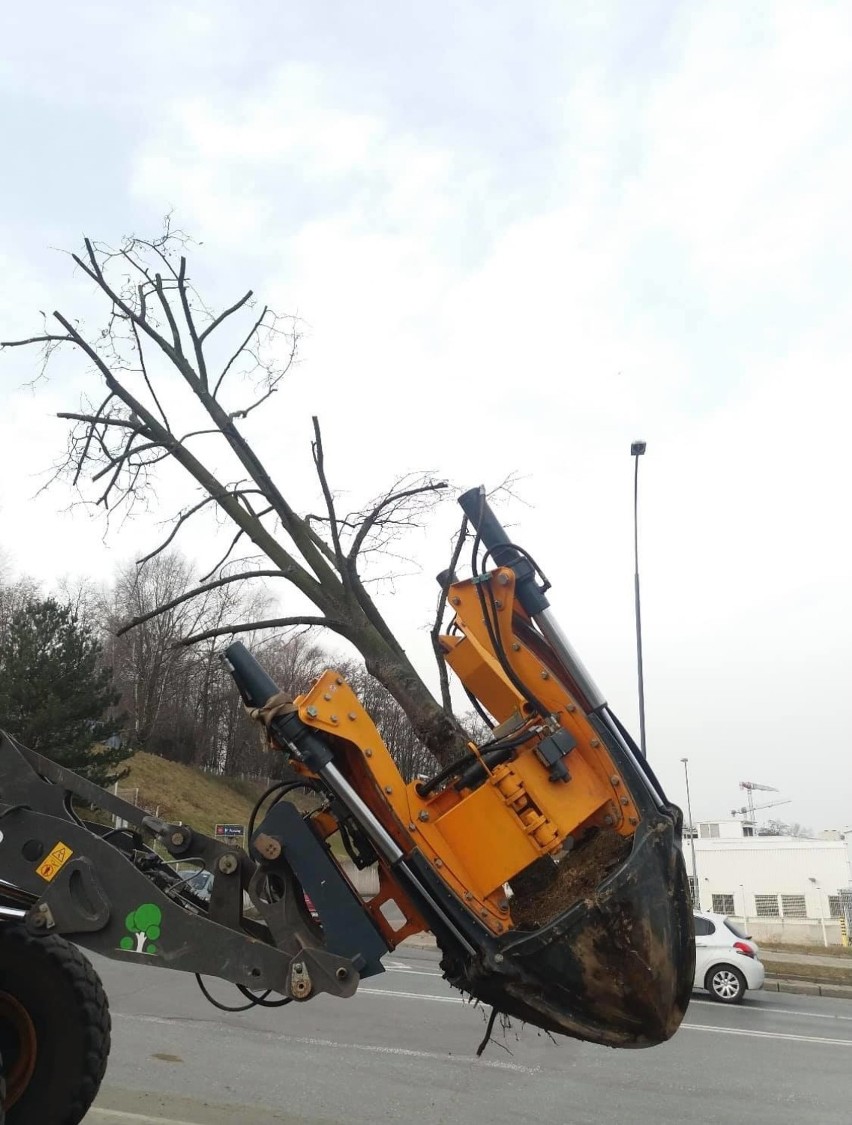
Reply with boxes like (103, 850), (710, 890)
(0, 596), (131, 786)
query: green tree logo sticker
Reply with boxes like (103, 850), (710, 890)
(120, 903), (162, 954)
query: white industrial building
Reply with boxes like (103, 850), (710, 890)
(683, 820), (852, 945)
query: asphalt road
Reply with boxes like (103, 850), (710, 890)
(83, 945), (852, 1125)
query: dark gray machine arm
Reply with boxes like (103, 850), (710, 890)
(0, 731), (386, 1002)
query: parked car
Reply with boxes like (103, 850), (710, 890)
(693, 910), (765, 1003)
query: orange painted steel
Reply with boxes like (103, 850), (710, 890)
(279, 568), (640, 940)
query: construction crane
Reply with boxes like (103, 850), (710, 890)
(731, 798), (792, 820)
(737, 782), (783, 825)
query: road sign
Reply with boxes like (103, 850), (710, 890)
(214, 823), (245, 838)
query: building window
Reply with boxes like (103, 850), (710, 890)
(712, 894), (735, 915)
(699, 822), (720, 839)
(755, 894), (779, 917)
(781, 895), (807, 919)
(687, 877), (698, 905)
(828, 896), (842, 919)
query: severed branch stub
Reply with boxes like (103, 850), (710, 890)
(1, 223), (468, 767)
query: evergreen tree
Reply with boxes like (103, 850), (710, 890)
(0, 596), (130, 786)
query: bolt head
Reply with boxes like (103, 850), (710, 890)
(347, 712), (356, 721)
(603, 815), (614, 826)
(418, 810), (430, 822)
(306, 706), (318, 718)
(384, 785), (393, 794)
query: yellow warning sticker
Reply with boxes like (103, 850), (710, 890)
(36, 841), (74, 882)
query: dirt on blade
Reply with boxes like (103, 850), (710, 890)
(511, 829), (632, 929)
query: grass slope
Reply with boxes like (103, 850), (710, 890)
(119, 752), (266, 838)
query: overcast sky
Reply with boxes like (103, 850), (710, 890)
(1, 1), (850, 835)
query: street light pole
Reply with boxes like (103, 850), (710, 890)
(631, 441), (647, 757)
(681, 757), (699, 902)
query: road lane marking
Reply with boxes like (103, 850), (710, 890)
(88, 1110), (203, 1124)
(690, 998), (852, 1022)
(359, 987), (852, 1046)
(682, 1022), (852, 1047)
(112, 1014), (540, 1074)
(361, 986), (463, 1004)
(386, 967), (443, 978)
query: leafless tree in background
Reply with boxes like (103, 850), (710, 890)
(2, 226), (466, 766)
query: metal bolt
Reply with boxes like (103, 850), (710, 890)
(330, 714), (338, 723)
(497, 573), (510, 586)
(499, 902), (509, 913)
(434, 858), (443, 868)
(494, 599), (503, 609)
(480, 909), (488, 918)
(603, 815), (614, 826)
(171, 832), (185, 847)
(451, 596), (461, 606)
(323, 692), (332, 702)
(335, 677), (344, 686)
(336, 967), (348, 980)
(464, 891), (474, 901)
(620, 796), (630, 806)
(629, 817), (639, 826)
(418, 810), (430, 822)
(384, 786), (393, 794)
(37, 903), (49, 914)
(408, 823), (416, 831)
(567, 703), (576, 712)
(610, 775), (620, 786)
(306, 706), (318, 718)
(364, 748), (373, 758)
(31, 914), (47, 929)
(590, 738), (599, 747)
(218, 853), (238, 875)
(540, 670), (549, 680)
(347, 712), (357, 721)
(495, 953), (504, 963)
(496, 923), (504, 932)
(511, 642), (520, 651)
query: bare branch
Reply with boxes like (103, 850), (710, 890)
(199, 289), (254, 344)
(176, 616), (346, 648)
(1, 334), (73, 347)
(431, 516), (469, 712)
(212, 304), (267, 399)
(116, 570), (286, 636)
(349, 480), (449, 563)
(311, 415), (346, 575)
(136, 496), (220, 566)
(176, 255), (208, 388)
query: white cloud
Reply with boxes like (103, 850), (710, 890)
(2, 0), (850, 831)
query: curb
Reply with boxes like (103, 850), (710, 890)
(764, 977), (852, 1000)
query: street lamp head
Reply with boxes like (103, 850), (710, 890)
(680, 757), (688, 764)
(631, 441), (647, 456)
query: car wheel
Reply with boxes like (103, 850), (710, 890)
(705, 963), (746, 1004)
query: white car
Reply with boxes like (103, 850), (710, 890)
(693, 910), (765, 1003)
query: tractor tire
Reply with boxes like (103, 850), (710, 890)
(0, 923), (110, 1124)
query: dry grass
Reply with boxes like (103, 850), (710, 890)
(116, 752), (346, 856)
(764, 960), (852, 986)
(119, 752), (267, 837)
(761, 941), (852, 958)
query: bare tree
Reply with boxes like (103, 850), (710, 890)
(2, 227), (465, 765)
